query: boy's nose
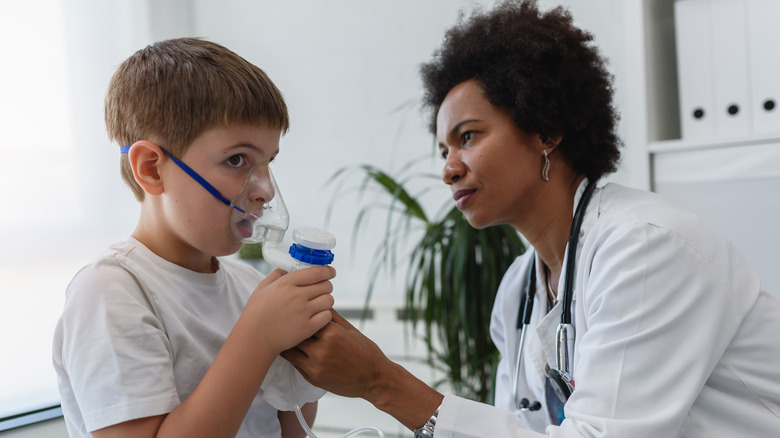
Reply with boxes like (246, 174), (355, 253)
(244, 165), (275, 205)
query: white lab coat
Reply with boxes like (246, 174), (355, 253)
(434, 181), (780, 437)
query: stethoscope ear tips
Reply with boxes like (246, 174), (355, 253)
(519, 398), (542, 412)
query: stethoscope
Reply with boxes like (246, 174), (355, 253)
(512, 179), (597, 412)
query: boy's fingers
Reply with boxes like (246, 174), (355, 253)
(310, 308), (333, 329)
(286, 266), (336, 285)
(309, 293), (335, 314)
(256, 268), (285, 289)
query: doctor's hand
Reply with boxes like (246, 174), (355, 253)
(282, 310), (444, 431)
(281, 309), (388, 399)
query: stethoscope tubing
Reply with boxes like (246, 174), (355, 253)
(512, 324), (529, 408)
(512, 263), (536, 408)
(511, 179), (597, 411)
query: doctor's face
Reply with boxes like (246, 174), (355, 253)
(437, 80), (544, 230)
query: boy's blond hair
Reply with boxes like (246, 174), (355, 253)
(105, 37), (289, 201)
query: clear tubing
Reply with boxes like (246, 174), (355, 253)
(290, 385), (385, 438)
(293, 400), (385, 438)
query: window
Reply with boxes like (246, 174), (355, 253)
(0, 0), (138, 429)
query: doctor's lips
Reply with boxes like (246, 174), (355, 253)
(453, 188), (476, 209)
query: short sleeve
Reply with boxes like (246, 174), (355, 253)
(56, 257), (180, 431)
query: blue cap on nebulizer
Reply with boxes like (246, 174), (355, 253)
(288, 227), (336, 266)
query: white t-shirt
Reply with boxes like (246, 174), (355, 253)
(52, 238), (298, 437)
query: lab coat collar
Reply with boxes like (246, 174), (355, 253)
(533, 178), (601, 376)
(549, 178), (593, 303)
(556, 177), (601, 301)
(537, 299), (565, 375)
(528, 252), (566, 380)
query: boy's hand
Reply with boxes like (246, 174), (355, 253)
(244, 266), (335, 354)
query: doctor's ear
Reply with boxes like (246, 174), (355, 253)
(127, 141), (166, 196)
(539, 134), (563, 153)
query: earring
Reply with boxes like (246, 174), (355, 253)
(542, 149), (551, 181)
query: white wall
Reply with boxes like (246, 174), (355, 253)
(185, 0), (649, 308)
(188, 0), (500, 307)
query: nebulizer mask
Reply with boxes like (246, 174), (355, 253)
(227, 165), (337, 274)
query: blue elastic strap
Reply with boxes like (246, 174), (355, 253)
(120, 145), (245, 213)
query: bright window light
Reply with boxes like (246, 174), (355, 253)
(0, 0), (77, 424)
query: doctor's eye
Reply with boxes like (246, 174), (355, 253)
(460, 131), (475, 145)
(226, 154), (247, 168)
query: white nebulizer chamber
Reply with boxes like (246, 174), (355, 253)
(260, 228), (336, 414)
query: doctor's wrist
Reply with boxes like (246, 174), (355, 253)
(368, 360), (444, 431)
(413, 405), (440, 438)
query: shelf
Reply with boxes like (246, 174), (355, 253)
(648, 133), (780, 154)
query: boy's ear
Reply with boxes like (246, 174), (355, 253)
(128, 141), (166, 196)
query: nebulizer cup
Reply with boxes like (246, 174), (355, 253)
(229, 164), (338, 273)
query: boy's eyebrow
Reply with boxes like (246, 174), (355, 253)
(226, 142), (279, 161)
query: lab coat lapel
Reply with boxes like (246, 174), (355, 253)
(528, 180), (595, 386)
(536, 300), (563, 375)
(536, 236), (579, 376)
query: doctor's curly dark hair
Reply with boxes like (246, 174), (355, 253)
(420, 0), (621, 180)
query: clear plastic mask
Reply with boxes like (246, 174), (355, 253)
(228, 164), (289, 244)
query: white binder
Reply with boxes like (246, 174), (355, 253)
(674, 0), (717, 140)
(710, 0), (752, 138)
(746, 0), (780, 136)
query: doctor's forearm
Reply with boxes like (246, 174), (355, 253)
(365, 360), (444, 431)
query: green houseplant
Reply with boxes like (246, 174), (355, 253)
(236, 242), (272, 274)
(237, 242), (264, 261)
(329, 160), (526, 403)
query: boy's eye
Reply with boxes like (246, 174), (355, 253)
(461, 131), (474, 144)
(226, 154), (246, 167)
(440, 148), (449, 160)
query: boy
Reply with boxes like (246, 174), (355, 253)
(52, 38), (335, 437)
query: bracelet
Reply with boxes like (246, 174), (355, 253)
(413, 407), (440, 438)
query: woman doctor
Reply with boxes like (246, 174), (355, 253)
(283, 1), (780, 436)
